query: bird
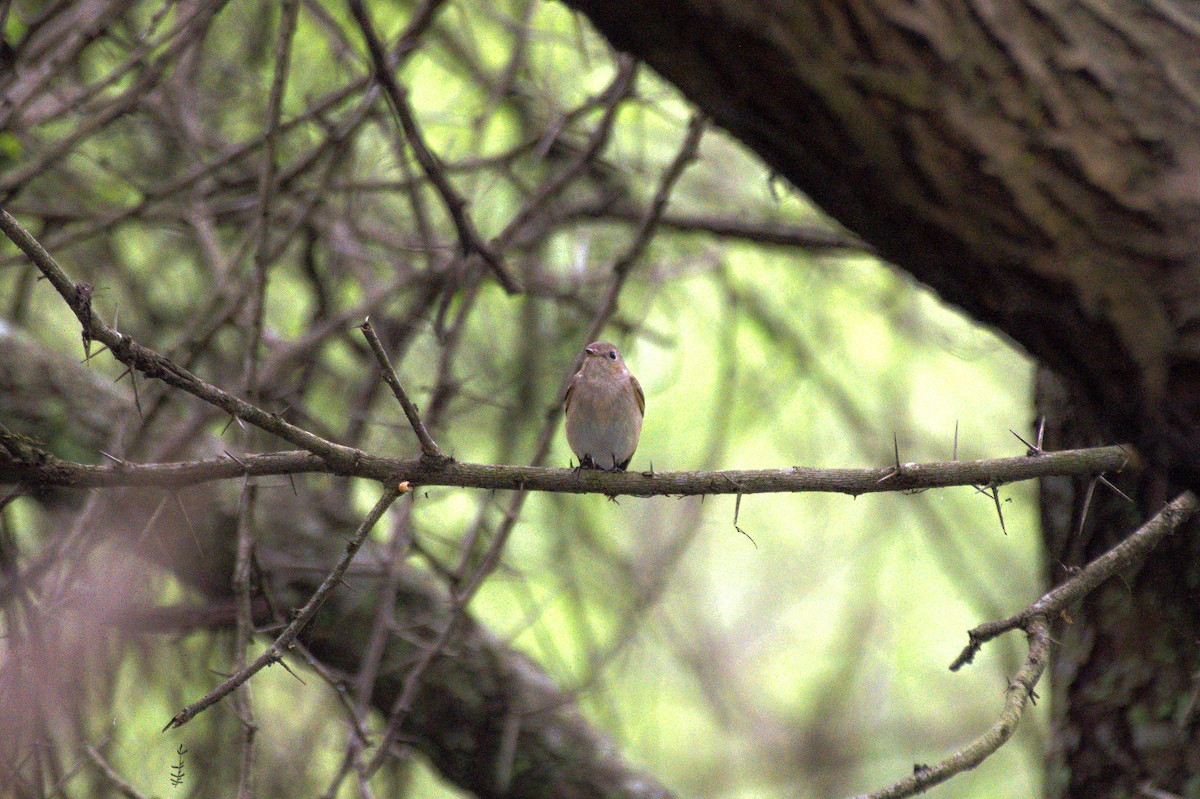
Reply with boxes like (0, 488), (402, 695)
(564, 341), (644, 471)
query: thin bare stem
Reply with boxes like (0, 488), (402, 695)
(359, 319), (447, 460)
(950, 490), (1199, 671)
(347, 0), (519, 293)
(84, 745), (153, 799)
(164, 484), (403, 731)
(849, 616), (1050, 799)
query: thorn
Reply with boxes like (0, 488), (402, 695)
(953, 420), (959, 461)
(130, 369), (142, 419)
(82, 344), (109, 363)
(1036, 416), (1046, 451)
(1097, 475), (1135, 505)
(878, 433), (905, 482)
(223, 451), (247, 469)
(1075, 477), (1099, 540)
(988, 483), (1007, 535)
(275, 657), (306, 685)
(1010, 428), (1043, 456)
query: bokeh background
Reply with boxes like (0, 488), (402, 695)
(0, 1), (1046, 796)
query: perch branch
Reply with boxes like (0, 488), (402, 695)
(0, 442), (1130, 496)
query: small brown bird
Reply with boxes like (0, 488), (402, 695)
(564, 342), (645, 471)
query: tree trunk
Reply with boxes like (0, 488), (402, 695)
(561, 1), (1200, 795)
(1036, 369), (1200, 798)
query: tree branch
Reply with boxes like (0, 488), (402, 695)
(164, 484), (403, 731)
(853, 491), (1199, 799)
(359, 319), (448, 461)
(849, 616), (1050, 799)
(0, 442), (1130, 495)
(0, 206), (363, 468)
(950, 490), (1200, 671)
(346, 0), (520, 293)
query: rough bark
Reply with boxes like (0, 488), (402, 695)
(559, 1), (1200, 796)
(1036, 369), (1200, 798)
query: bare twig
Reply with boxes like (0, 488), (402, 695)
(562, 203), (872, 253)
(359, 319), (447, 460)
(346, 0), (520, 293)
(230, 480), (260, 799)
(0, 207), (363, 467)
(84, 744), (153, 799)
(231, 6), (302, 791)
(848, 616), (1050, 799)
(164, 484), (403, 731)
(950, 490), (1199, 671)
(855, 491), (1198, 798)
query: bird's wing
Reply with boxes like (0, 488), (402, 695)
(631, 373), (645, 417)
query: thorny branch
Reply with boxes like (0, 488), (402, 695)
(0, 440), (1131, 497)
(164, 484), (403, 731)
(852, 492), (1200, 799)
(0, 206), (363, 468)
(950, 490), (1200, 672)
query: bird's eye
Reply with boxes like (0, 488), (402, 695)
(608, 350), (617, 360)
